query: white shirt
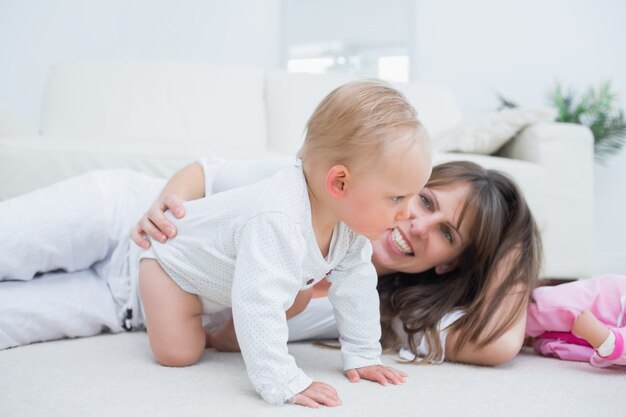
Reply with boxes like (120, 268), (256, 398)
(149, 162), (382, 405)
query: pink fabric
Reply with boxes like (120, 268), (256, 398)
(590, 331), (626, 367)
(526, 274), (626, 364)
(601, 329), (624, 361)
(533, 337), (595, 362)
(537, 331), (591, 347)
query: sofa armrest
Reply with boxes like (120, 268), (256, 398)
(500, 122), (595, 278)
(499, 122), (594, 185)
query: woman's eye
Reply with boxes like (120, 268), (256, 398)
(441, 227), (453, 243)
(391, 196), (405, 203)
(419, 194), (432, 210)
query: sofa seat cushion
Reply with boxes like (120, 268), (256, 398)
(0, 136), (281, 200)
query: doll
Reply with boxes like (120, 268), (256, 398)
(526, 274), (626, 368)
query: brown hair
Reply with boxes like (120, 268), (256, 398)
(297, 79), (428, 170)
(378, 161), (542, 363)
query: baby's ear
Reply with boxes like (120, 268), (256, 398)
(326, 165), (350, 198)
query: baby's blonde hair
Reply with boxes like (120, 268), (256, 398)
(297, 79), (426, 169)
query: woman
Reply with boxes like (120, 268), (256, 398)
(0, 157), (540, 366)
(133, 156), (541, 366)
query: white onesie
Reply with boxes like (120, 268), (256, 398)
(143, 162), (382, 405)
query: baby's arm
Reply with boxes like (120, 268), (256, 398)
(328, 237), (407, 385)
(207, 291), (341, 408)
(231, 213), (338, 406)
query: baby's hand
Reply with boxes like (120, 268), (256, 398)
(131, 193), (185, 249)
(345, 365), (408, 386)
(290, 381), (342, 408)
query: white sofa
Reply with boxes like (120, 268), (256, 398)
(0, 60), (594, 278)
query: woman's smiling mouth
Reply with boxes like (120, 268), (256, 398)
(388, 227), (414, 256)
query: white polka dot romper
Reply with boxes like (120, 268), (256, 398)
(144, 162), (382, 405)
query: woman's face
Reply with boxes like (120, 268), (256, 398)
(371, 181), (475, 276)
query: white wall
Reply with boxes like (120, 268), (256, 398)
(0, 0), (282, 126)
(412, 0), (626, 117)
(411, 0), (626, 275)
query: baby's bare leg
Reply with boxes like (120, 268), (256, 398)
(139, 259), (205, 366)
(572, 310), (610, 349)
(207, 288), (314, 352)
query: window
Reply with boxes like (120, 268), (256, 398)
(282, 0), (412, 82)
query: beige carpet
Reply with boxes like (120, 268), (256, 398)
(1, 332), (624, 416)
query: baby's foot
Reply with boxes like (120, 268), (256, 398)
(205, 320), (240, 352)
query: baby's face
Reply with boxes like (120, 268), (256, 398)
(339, 131), (432, 241)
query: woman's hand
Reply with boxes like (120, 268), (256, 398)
(131, 193), (186, 249)
(131, 162), (206, 249)
(290, 381), (342, 408)
(345, 365), (408, 385)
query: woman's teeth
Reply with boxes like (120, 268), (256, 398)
(391, 228), (414, 255)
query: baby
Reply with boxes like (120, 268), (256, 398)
(138, 79), (432, 406)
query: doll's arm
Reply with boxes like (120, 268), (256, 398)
(572, 310), (611, 349)
(573, 310), (624, 367)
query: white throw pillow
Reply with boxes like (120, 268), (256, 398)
(434, 107), (557, 154)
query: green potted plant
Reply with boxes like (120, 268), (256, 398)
(548, 81), (626, 163)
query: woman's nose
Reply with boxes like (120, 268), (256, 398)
(408, 201), (419, 219)
(410, 215), (433, 236)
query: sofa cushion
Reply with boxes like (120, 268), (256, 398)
(391, 81), (463, 138)
(40, 60), (268, 153)
(265, 71), (356, 155)
(434, 107), (557, 155)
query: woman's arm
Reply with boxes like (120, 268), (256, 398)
(131, 157), (294, 249)
(445, 289), (527, 365)
(131, 162), (205, 249)
(445, 250), (528, 366)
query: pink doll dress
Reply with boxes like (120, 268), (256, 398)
(526, 274), (626, 367)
